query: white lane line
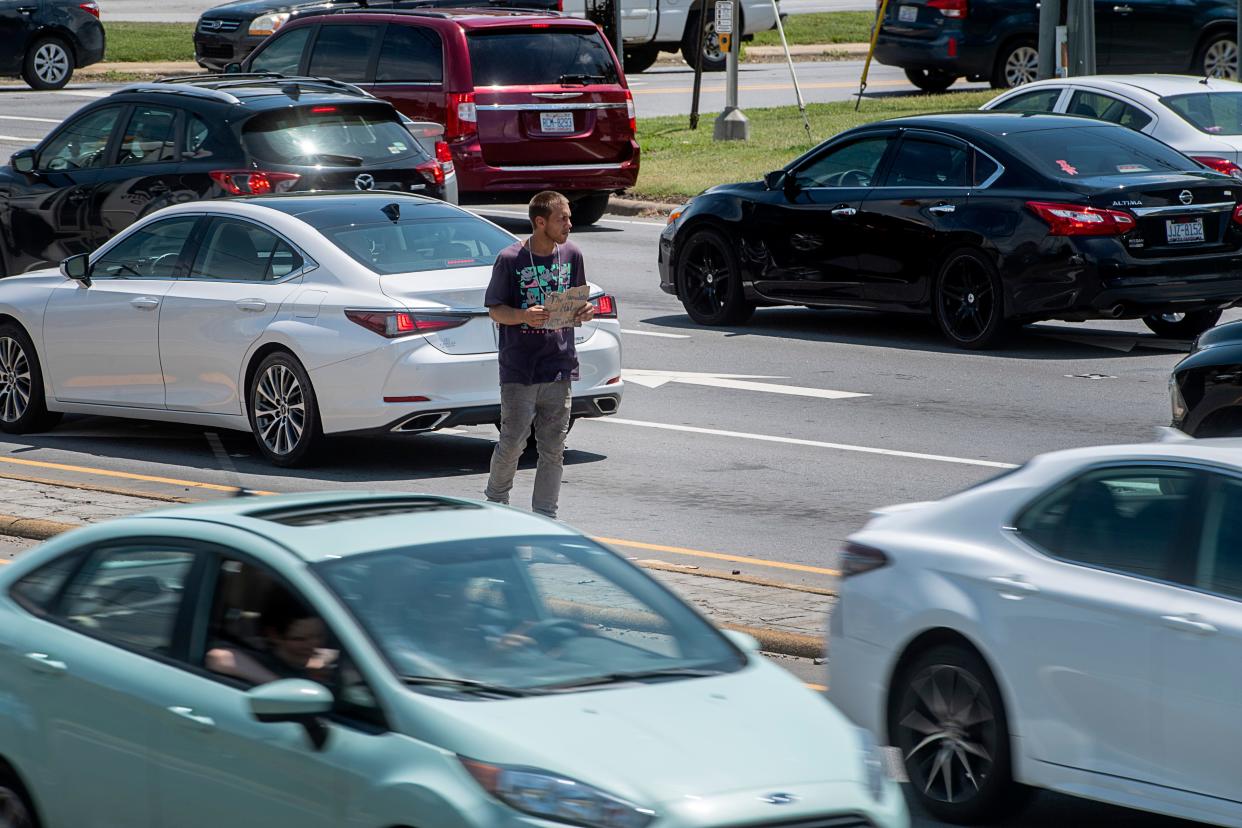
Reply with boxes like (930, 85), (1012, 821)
(621, 329), (691, 339)
(0, 136), (35, 144)
(593, 417), (1019, 469)
(0, 115), (59, 124)
(52, 89), (111, 99)
(472, 207), (666, 228)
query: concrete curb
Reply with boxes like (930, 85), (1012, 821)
(609, 196), (678, 218)
(0, 511), (824, 658)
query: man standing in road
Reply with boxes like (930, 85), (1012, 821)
(484, 191), (594, 519)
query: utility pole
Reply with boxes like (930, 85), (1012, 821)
(613, 0), (624, 66)
(713, 0), (749, 140)
(1065, 0), (1095, 76)
(1236, 0), (1241, 78)
(1037, 0), (1060, 80)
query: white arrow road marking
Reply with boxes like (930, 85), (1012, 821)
(623, 368), (868, 399)
(621, 329), (692, 339)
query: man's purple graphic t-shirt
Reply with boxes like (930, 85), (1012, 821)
(484, 240), (586, 385)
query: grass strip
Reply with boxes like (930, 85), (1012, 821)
(104, 22), (197, 63)
(749, 11), (875, 46)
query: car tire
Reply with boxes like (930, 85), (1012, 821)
(990, 39), (1038, 89)
(933, 249), (1006, 349)
(890, 644), (1028, 824)
(1196, 30), (1238, 79)
(0, 768), (38, 828)
(624, 45), (660, 74)
(23, 36), (75, 91)
(247, 351), (323, 467)
(1143, 309), (1222, 339)
(570, 194), (610, 226)
(905, 67), (955, 93)
(0, 322), (61, 435)
(681, 12), (727, 72)
(676, 227), (755, 325)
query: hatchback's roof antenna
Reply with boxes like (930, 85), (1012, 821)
(205, 432), (260, 497)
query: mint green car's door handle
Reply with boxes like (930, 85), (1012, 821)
(23, 652), (67, 674)
(168, 706), (216, 731)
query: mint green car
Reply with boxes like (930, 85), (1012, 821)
(0, 493), (908, 828)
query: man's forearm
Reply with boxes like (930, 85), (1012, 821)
(489, 305), (527, 326)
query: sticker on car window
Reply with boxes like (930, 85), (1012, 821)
(1056, 159), (1078, 175)
(1117, 164), (1150, 173)
(388, 142), (407, 154)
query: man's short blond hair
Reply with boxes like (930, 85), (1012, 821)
(529, 191), (570, 228)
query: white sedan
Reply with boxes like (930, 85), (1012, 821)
(827, 434), (1242, 827)
(0, 194), (623, 465)
(984, 75), (1242, 177)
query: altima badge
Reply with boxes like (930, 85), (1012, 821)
(760, 793), (798, 805)
(1179, 189), (1193, 205)
(355, 173), (375, 191)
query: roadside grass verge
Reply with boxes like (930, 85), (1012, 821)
(749, 11), (876, 46)
(104, 22), (196, 63)
(633, 90), (1001, 201)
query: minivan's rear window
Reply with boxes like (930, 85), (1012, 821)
(1162, 92), (1242, 136)
(467, 29), (619, 86)
(243, 104), (426, 167)
(320, 216), (515, 274)
(1004, 125), (1196, 179)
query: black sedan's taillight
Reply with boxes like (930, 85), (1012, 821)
(840, 542), (890, 577)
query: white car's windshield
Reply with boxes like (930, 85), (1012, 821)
(315, 536), (744, 695)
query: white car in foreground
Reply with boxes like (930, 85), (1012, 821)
(828, 435), (1242, 827)
(0, 194), (622, 465)
(984, 75), (1242, 177)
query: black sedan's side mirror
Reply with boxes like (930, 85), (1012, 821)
(763, 169), (787, 190)
(224, 62), (242, 74)
(60, 254), (91, 287)
(11, 149), (36, 174)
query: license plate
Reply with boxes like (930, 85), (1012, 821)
(898, 5), (918, 21)
(540, 112), (575, 133)
(1166, 218), (1205, 244)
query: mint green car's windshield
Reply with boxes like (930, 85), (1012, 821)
(315, 537), (744, 694)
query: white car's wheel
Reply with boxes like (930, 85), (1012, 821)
(248, 352), (323, 467)
(0, 323), (61, 434)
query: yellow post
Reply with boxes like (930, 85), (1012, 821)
(855, 0), (891, 111)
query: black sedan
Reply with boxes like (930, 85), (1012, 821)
(1170, 319), (1242, 436)
(0, 0), (105, 89)
(658, 112), (1242, 348)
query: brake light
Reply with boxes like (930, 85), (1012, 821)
(435, 140), (453, 164)
(928, 0), (967, 17)
(310, 105), (338, 114)
(78, 1), (100, 16)
(1027, 200), (1136, 236)
(416, 158), (446, 187)
(345, 310), (471, 338)
(840, 542), (889, 577)
(591, 293), (618, 318)
(531, 22), (550, 27)
(445, 92), (477, 141)
(625, 89), (636, 134)
(1192, 155), (1242, 179)
(209, 170), (300, 196)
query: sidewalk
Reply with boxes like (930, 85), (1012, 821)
(0, 476), (827, 657)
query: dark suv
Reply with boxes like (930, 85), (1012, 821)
(0, 75), (451, 276)
(876, 0), (1239, 92)
(0, 0), (105, 89)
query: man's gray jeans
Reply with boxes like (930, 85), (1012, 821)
(485, 380), (572, 518)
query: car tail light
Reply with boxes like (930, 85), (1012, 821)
(345, 310), (470, 338)
(1232, 203), (1242, 225)
(946, 36), (957, 56)
(840, 542), (889, 577)
(928, 0), (967, 17)
(435, 140), (453, 164)
(445, 92), (477, 141)
(1192, 155), (1242, 179)
(625, 89), (637, 134)
(415, 158), (446, 187)
(209, 170), (300, 196)
(591, 293), (618, 318)
(79, 1), (100, 16)
(1027, 200), (1136, 236)
(310, 105), (338, 114)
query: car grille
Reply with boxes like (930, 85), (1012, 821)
(198, 18), (242, 33)
(730, 817), (875, 828)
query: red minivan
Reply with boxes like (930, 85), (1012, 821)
(242, 8), (639, 225)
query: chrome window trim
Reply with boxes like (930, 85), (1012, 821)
(1131, 201), (1235, 216)
(475, 102), (627, 112)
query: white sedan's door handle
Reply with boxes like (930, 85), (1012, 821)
(23, 652), (67, 675)
(1161, 614), (1218, 635)
(988, 575), (1039, 598)
(235, 299), (267, 312)
(130, 297), (160, 311)
(168, 706), (216, 731)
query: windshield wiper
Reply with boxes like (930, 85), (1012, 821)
(558, 73), (608, 86)
(289, 153), (364, 167)
(400, 675), (541, 698)
(542, 668), (725, 691)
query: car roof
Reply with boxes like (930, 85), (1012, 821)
(299, 7), (597, 28)
(242, 192), (470, 225)
(1033, 436), (1242, 473)
(110, 76), (387, 110)
(876, 110), (1121, 137)
(125, 491), (579, 563)
(999, 73), (1242, 100)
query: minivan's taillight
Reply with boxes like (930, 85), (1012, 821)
(591, 293), (618, 318)
(840, 543), (889, 577)
(1192, 155), (1242, 179)
(209, 170), (300, 195)
(79, 1), (100, 16)
(1027, 201), (1136, 236)
(624, 89), (636, 134)
(1231, 203), (1242, 225)
(928, 0), (967, 17)
(445, 92), (477, 141)
(345, 310), (470, 338)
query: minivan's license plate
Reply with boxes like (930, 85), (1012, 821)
(540, 112), (575, 133)
(898, 5), (918, 21)
(1166, 218), (1205, 244)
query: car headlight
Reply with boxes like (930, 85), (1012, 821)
(460, 757), (656, 828)
(856, 727), (886, 803)
(1170, 374), (1188, 422)
(248, 12), (290, 35)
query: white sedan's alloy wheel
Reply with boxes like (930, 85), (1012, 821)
(0, 336), (33, 424)
(254, 363), (307, 456)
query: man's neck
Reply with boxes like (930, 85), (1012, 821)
(527, 233), (558, 257)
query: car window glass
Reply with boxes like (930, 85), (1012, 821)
(249, 26), (312, 75)
(242, 104), (425, 166)
(39, 106), (121, 171)
(307, 24), (379, 82)
(1068, 90), (1152, 130)
(886, 137), (969, 187)
(185, 115), (213, 159)
(795, 135), (891, 188)
(1163, 92), (1242, 135)
(58, 544), (196, 654)
(973, 150), (1000, 186)
(377, 25), (442, 83)
(190, 218), (303, 282)
(117, 106), (179, 166)
(467, 29), (619, 85)
(990, 88), (1062, 112)
(10, 550), (86, 615)
(1016, 466), (1200, 582)
(1006, 124), (1191, 178)
(319, 215), (514, 274)
(92, 216), (199, 279)
(1197, 474), (1242, 599)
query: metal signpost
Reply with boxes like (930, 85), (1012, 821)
(1037, 0), (1060, 80)
(713, 0), (750, 140)
(613, 0), (624, 66)
(689, 1), (711, 129)
(1066, 0), (1095, 76)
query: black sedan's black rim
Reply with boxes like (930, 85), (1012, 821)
(939, 258), (996, 342)
(682, 238), (734, 318)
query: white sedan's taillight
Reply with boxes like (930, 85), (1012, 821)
(345, 310), (470, 338)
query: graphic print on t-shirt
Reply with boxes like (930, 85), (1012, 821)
(518, 258), (574, 331)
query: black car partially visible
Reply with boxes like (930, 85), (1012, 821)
(0, 0), (105, 89)
(658, 112), (1242, 349)
(0, 75), (450, 276)
(1170, 320), (1242, 435)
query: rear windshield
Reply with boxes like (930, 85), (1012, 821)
(1162, 92), (1242, 136)
(467, 29), (619, 86)
(320, 216), (515, 274)
(1004, 125), (1196, 179)
(242, 104), (427, 167)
